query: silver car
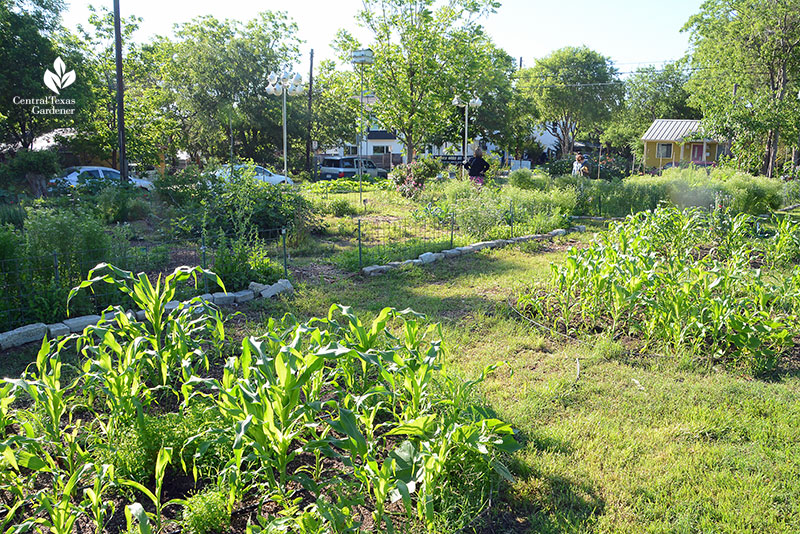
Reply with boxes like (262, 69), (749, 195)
(318, 157), (388, 180)
(216, 164), (294, 185)
(51, 166), (155, 190)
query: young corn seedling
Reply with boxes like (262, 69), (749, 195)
(6, 338), (71, 443)
(82, 464), (116, 534)
(79, 329), (150, 436)
(121, 447), (180, 533)
(69, 263), (225, 387)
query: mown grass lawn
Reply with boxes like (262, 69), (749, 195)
(245, 238), (800, 533)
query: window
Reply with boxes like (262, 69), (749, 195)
(373, 145), (388, 154)
(80, 169), (102, 178)
(103, 170), (121, 179)
(345, 145), (357, 155)
(656, 143), (673, 158)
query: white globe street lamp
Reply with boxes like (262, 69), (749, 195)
(453, 95), (482, 178)
(266, 70), (306, 178)
(352, 49), (374, 208)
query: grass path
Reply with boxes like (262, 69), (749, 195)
(3, 236), (799, 532)
(250, 239), (800, 533)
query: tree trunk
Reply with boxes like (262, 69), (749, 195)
(761, 130), (774, 177)
(405, 136), (414, 163)
(767, 128), (780, 178)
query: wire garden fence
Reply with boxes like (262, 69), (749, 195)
(0, 228), (288, 333)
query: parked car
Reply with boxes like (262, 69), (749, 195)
(318, 157), (388, 180)
(51, 166), (155, 191)
(216, 164), (293, 185)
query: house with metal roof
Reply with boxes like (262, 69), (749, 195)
(641, 119), (719, 169)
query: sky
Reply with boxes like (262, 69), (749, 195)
(61, 0), (702, 76)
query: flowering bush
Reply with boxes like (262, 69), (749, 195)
(389, 156), (442, 198)
(390, 162), (424, 198)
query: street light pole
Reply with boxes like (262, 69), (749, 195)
(113, 0), (127, 181)
(267, 70), (305, 179)
(282, 83), (288, 177)
(352, 49), (374, 209)
(453, 95), (481, 180)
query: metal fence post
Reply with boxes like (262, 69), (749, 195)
(282, 228), (288, 278)
(450, 213), (455, 249)
(52, 251), (59, 284)
(510, 200), (514, 238)
(201, 234), (208, 294)
(358, 219), (363, 269)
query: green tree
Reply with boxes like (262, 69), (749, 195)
(311, 59), (360, 152)
(519, 46), (622, 156)
(683, 0), (800, 176)
(340, 0), (501, 160)
(603, 63), (700, 155)
(0, 0), (64, 148)
(166, 12), (302, 167)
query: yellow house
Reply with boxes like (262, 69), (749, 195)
(641, 119), (719, 169)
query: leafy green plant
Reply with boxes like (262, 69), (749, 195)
(69, 264), (225, 388)
(121, 447), (180, 533)
(180, 486), (230, 534)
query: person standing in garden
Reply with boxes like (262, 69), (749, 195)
(572, 153), (587, 176)
(467, 148), (490, 185)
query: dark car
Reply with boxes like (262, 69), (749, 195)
(318, 157), (388, 180)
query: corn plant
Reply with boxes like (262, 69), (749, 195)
(1, 383), (15, 438)
(10, 462), (93, 534)
(6, 339), (71, 443)
(82, 464), (116, 534)
(521, 206), (796, 374)
(121, 447), (180, 533)
(79, 329), (151, 436)
(69, 263), (225, 387)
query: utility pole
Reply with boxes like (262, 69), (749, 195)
(113, 0), (128, 181)
(519, 57), (523, 70)
(306, 49), (314, 176)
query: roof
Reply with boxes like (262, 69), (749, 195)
(641, 119), (713, 142)
(367, 130), (396, 141)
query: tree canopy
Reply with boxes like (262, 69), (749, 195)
(683, 0), (800, 176)
(518, 46), (622, 156)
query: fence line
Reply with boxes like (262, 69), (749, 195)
(0, 227), (288, 332)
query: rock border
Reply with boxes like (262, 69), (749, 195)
(0, 279), (295, 352)
(360, 226), (586, 276)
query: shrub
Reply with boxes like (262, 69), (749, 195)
(0, 149), (60, 197)
(0, 203), (26, 228)
(509, 168), (549, 190)
(212, 234), (283, 291)
(390, 157), (442, 198)
(156, 164), (319, 240)
(24, 208), (111, 281)
(545, 158), (574, 177)
(95, 186), (151, 223)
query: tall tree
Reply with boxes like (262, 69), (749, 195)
(603, 62), (700, 155)
(310, 59), (360, 152)
(166, 12), (302, 166)
(518, 46), (621, 156)
(683, 0), (800, 176)
(0, 0), (66, 148)
(340, 0), (500, 160)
